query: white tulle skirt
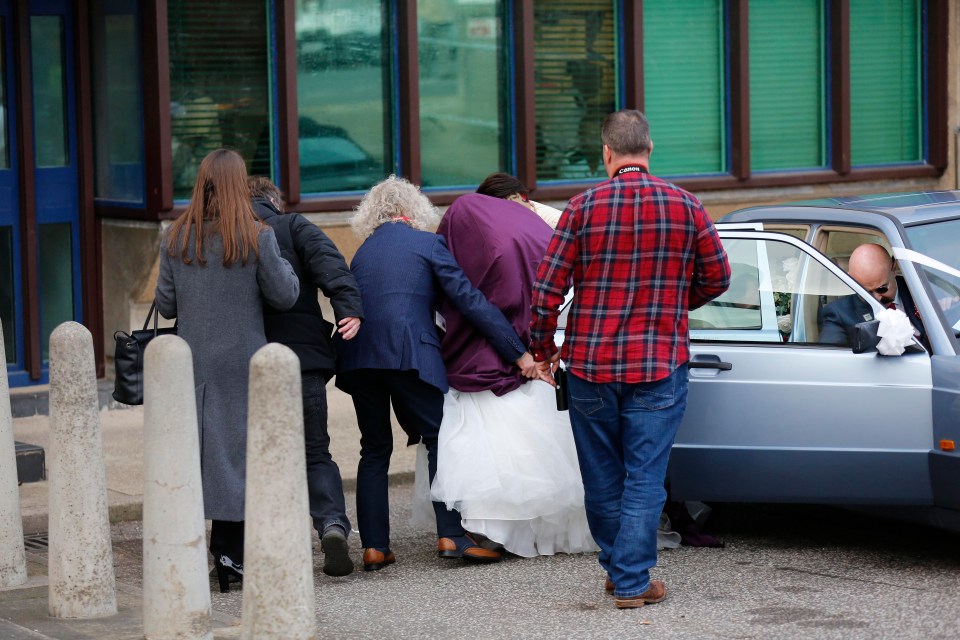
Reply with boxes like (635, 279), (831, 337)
(422, 380), (597, 557)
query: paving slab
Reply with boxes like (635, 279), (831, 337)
(12, 381), (416, 535)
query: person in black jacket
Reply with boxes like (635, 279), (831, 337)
(249, 176), (364, 577)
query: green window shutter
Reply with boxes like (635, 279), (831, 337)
(168, 1), (273, 199)
(643, 0), (725, 176)
(749, 0), (826, 171)
(850, 0), (921, 166)
(533, 0), (618, 182)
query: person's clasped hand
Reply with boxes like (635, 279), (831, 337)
(338, 317), (362, 340)
(534, 352), (561, 387)
(515, 352), (539, 379)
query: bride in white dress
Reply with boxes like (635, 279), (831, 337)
(418, 188), (596, 557)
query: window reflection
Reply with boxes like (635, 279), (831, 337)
(418, 0), (507, 187)
(296, 0), (391, 194)
(92, 0), (144, 202)
(30, 16), (68, 168)
(534, 0), (617, 181)
(39, 224), (73, 361)
(169, 0), (273, 199)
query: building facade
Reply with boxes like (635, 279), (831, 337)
(0, 0), (956, 385)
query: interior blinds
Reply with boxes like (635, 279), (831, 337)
(849, 0), (921, 166)
(643, 0), (725, 176)
(533, 0), (618, 182)
(168, 0), (272, 199)
(749, 0), (826, 171)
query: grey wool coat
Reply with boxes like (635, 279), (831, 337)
(156, 224), (299, 521)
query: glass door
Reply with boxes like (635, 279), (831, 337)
(31, 0), (81, 365)
(2, 0), (81, 385)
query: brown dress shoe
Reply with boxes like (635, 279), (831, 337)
(437, 534), (502, 563)
(362, 548), (396, 572)
(604, 576), (615, 593)
(614, 579), (666, 609)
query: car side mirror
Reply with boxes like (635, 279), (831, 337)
(851, 319), (880, 354)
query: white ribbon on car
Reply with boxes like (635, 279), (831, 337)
(891, 247), (960, 280)
(874, 308), (916, 356)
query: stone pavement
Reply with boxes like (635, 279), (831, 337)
(11, 381), (417, 535)
(1, 380), (415, 639)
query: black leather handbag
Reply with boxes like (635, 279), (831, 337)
(112, 301), (177, 405)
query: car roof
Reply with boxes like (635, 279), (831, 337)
(721, 190), (960, 228)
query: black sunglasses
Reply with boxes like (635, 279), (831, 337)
(870, 285), (890, 295)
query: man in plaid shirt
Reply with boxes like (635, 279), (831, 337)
(530, 110), (730, 609)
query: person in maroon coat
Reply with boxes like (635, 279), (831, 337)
(429, 193), (596, 557)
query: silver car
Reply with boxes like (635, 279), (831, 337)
(648, 191), (960, 528)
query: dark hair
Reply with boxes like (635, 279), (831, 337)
(247, 175), (284, 210)
(476, 172), (529, 200)
(601, 109), (652, 156)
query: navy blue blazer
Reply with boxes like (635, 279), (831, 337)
(335, 222), (525, 393)
(819, 276), (926, 347)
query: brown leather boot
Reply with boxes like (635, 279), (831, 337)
(437, 534), (502, 563)
(614, 579), (666, 609)
(604, 576), (615, 593)
(362, 548), (396, 572)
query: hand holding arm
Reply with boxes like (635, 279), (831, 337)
(337, 316), (362, 340)
(515, 352), (538, 379)
(534, 352), (561, 387)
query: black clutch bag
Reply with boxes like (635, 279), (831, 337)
(112, 300), (177, 405)
(554, 365), (568, 411)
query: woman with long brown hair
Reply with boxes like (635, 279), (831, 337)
(156, 149), (299, 592)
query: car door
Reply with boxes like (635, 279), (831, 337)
(670, 230), (935, 505)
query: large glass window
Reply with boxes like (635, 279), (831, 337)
(30, 16), (68, 168)
(643, 0), (725, 176)
(417, 0), (507, 187)
(168, 0), (273, 199)
(749, 0), (826, 171)
(850, 0), (921, 166)
(534, 0), (617, 181)
(91, 0), (144, 203)
(296, 0), (392, 194)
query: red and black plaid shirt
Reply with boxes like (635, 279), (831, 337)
(530, 166), (730, 383)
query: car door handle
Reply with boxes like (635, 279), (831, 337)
(688, 361), (733, 371)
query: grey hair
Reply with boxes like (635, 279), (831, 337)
(601, 109), (652, 156)
(351, 175), (440, 240)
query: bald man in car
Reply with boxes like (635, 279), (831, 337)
(819, 243), (925, 347)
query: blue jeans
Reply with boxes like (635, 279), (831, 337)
(566, 366), (688, 598)
(303, 372), (350, 535)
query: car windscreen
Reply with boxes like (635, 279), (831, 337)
(906, 218), (960, 331)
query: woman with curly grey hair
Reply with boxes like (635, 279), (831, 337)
(336, 176), (538, 571)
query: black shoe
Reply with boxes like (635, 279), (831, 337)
(214, 554), (244, 593)
(321, 526), (354, 577)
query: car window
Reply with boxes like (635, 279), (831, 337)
(764, 224), (808, 242)
(691, 236), (861, 344)
(906, 218), (960, 333)
(814, 227), (889, 272)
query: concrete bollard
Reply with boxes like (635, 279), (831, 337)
(0, 319), (27, 588)
(47, 322), (117, 618)
(142, 336), (212, 640)
(241, 344), (316, 640)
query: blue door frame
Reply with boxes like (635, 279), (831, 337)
(2, 0), (81, 387)
(0, 2), (24, 379)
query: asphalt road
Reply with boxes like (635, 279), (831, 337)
(102, 482), (960, 640)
